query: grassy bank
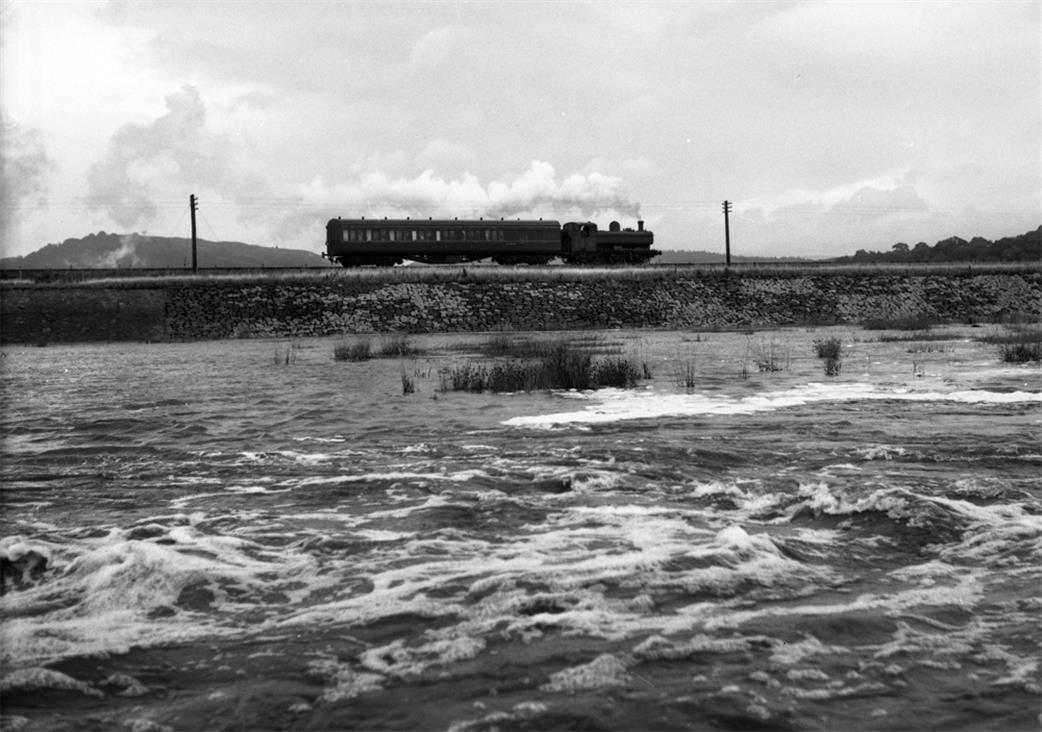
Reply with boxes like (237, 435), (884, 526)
(3, 261), (1040, 289)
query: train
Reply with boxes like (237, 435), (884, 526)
(323, 217), (658, 266)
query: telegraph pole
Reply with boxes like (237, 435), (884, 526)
(722, 200), (732, 266)
(189, 194), (198, 272)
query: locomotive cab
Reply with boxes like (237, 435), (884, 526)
(561, 220), (657, 265)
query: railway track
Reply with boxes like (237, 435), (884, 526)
(2, 261), (1038, 283)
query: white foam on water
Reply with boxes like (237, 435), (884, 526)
(632, 633), (760, 660)
(359, 635), (486, 678)
(277, 508), (833, 653)
(504, 382), (1042, 428)
(223, 484), (287, 494)
(0, 667), (103, 697)
(701, 570), (986, 633)
(0, 524), (323, 669)
(306, 657), (385, 702)
(540, 653), (632, 693)
(0, 538), (53, 565)
(784, 482), (1042, 572)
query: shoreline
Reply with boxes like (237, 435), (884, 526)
(2, 269), (1040, 345)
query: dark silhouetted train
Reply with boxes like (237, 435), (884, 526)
(324, 217), (658, 266)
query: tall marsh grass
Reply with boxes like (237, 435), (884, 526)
(813, 337), (842, 360)
(378, 335), (423, 358)
(333, 339), (372, 362)
(975, 326), (1042, 363)
(999, 343), (1042, 362)
(812, 337), (843, 377)
(750, 337), (791, 373)
(672, 359), (698, 391)
(439, 340), (647, 393)
(335, 334), (424, 361)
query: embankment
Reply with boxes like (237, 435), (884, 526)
(2, 269), (1039, 344)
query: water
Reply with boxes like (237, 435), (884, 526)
(1, 326), (1039, 731)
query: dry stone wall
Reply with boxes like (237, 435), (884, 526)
(2, 271), (1039, 344)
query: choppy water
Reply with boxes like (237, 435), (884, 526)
(1, 326), (1040, 731)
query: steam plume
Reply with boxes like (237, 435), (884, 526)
(1, 127), (54, 246)
(301, 161), (641, 221)
(86, 86), (216, 229)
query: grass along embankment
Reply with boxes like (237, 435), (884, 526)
(1, 265), (1040, 344)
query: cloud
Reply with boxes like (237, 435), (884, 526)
(1, 127), (54, 244)
(85, 86), (225, 229)
(729, 183), (941, 256)
(409, 27), (468, 70)
(823, 185), (929, 221)
(417, 139), (475, 172)
(79, 84), (644, 251)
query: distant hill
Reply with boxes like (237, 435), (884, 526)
(833, 226), (1041, 264)
(0, 232), (330, 269)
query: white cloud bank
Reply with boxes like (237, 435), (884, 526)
(1, 1), (1038, 258)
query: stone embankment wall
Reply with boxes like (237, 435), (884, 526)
(2, 271), (1040, 344)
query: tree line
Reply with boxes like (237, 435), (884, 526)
(835, 226), (1040, 264)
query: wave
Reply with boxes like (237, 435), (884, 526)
(0, 525), (320, 670)
(504, 383), (1042, 428)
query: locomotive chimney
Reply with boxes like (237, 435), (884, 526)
(638, 220), (644, 231)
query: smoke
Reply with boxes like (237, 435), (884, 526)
(96, 234), (144, 268)
(297, 160), (641, 222)
(86, 86), (219, 229)
(1, 127), (54, 247)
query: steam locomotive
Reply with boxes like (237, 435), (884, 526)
(323, 217), (658, 266)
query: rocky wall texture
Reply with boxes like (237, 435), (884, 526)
(2, 272), (1039, 344)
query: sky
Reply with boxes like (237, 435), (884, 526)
(1, 0), (1039, 259)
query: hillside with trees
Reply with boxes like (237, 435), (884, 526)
(0, 232), (329, 269)
(835, 226), (1040, 264)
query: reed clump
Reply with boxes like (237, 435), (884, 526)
(379, 335), (423, 358)
(439, 340), (646, 393)
(400, 368), (416, 394)
(812, 337), (843, 376)
(672, 359), (698, 391)
(750, 337), (790, 373)
(813, 337), (842, 360)
(999, 342), (1042, 362)
(975, 326), (1042, 362)
(335, 335), (425, 361)
(334, 339), (372, 361)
